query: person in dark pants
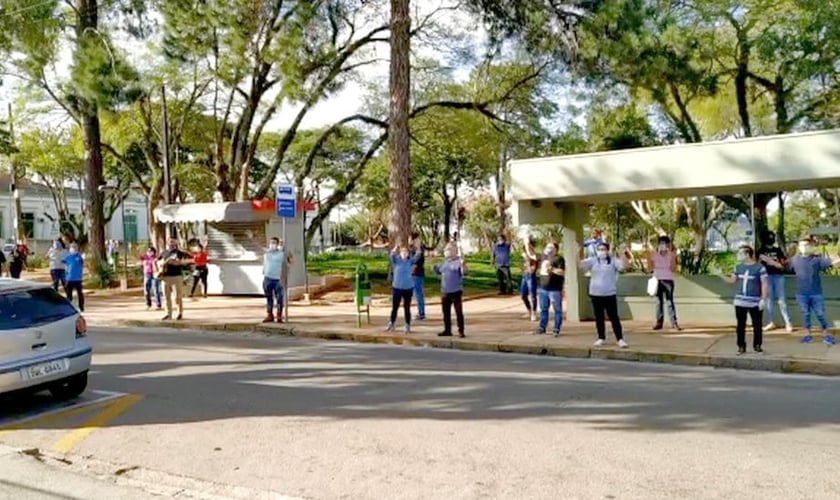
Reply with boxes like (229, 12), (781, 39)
(409, 232), (426, 320)
(646, 235), (681, 331)
(720, 245), (768, 354)
(580, 242), (631, 348)
(433, 242), (468, 337)
(62, 243), (85, 311)
(190, 244), (209, 297)
(492, 235), (513, 294)
(47, 239), (68, 292)
(386, 244), (416, 334)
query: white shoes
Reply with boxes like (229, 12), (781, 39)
(785, 324), (794, 333)
(593, 339), (628, 348)
(618, 339), (628, 348)
(764, 323), (776, 331)
(529, 311), (536, 322)
(593, 339), (605, 347)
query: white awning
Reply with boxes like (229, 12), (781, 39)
(154, 202), (274, 224)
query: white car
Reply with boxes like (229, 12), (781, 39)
(0, 279), (91, 399)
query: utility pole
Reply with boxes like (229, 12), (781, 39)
(161, 85), (175, 240)
(8, 103), (21, 243)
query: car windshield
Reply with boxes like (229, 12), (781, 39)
(0, 287), (78, 331)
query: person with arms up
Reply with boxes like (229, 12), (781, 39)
(158, 238), (193, 320)
(140, 246), (162, 310)
(646, 235), (681, 331)
(62, 243), (85, 312)
(786, 236), (840, 344)
(580, 242), (631, 348)
(433, 242), (468, 338)
(9, 240), (28, 279)
(583, 228), (604, 259)
(262, 237), (293, 323)
(718, 245), (768, 354)
(190, 243), (210, 298)
(46, 239), (68, 292)
(386, 243), (416, 334)
(757, 230), (793, 332)
(492, 234), (513, 295)
(520, 237), (539, 321)
(409, 232), (427, 321)
(535, 242), (565, 336)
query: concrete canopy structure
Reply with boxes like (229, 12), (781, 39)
(509, 129), (840, 321)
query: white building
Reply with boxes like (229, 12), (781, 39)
(0, 174), (149, 251)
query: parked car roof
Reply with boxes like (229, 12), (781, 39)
(0, 278), (48, 294)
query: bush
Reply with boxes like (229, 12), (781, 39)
(90, 260), (115, 289)
(26, 255), (46, 269)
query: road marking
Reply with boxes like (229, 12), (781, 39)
(0, 391), (128, 435)
(50, 394), (143, 454)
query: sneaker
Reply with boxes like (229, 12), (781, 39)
(800, 334), (814, 344)
(404, 324), (411, 334)
(652, 324), (663, 331)
(534, 329), (546, 335)
(764, 323), (776, 331)
(617, 339), (628, 348)
(438, 331), (452, 337)
(529, 312), (536, 322)
(785, 324), (793, 333)
(385, 322), (395, 333)
(458, 332), (465, 338)
(822, 334), (836, 346)
(754, 346), (763, 353)
(671, 323), (683, 331)
(161, 314), (171, 320)
(262, 314), (274, 323)
(737, 346), (747, 355)
(414, 315), (425, 321)
(175, 314), (183, 320)
(553, 330), (560, 338)
(593, 339), (605, 347)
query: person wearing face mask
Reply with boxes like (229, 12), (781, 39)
(262, 237), (294, 323)
(535, 242), (565, 336)
(140, 246), (162, 310)
(46, 239), (68, 292)
(520, 237), (539, 321)
(433, 242), (468, 337)
(158, 238), (194, 320)
(757, 230), (793, 332)
(646, 235), (681, 331)
(492, 234), (513, 295)
(580, 242), (631, 348)
(61, 243), (85, 311)
(409, 232), (427, 321)
(386, 243), (417, 334)
(719, 245), (768, 354)
(785, 236), (840, 344)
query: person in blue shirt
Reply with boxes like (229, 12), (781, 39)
(386, 243), (417, 334)
(492, 235), (513, 294)
(784, 236), (840, 344)
(62, 242), (85, 312)
(582, 228), (605, 259)
(720, 245), (768, 355)
(433, 242), (468, 337)
(262, 237), (293, 323)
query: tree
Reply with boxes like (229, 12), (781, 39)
(388, 0), (412, 245)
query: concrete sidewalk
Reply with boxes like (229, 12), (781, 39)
(82, 292), (840, 376)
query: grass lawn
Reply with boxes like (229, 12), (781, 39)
(307, 251), (522, 297)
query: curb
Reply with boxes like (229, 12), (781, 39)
(95, 320), (840, 376)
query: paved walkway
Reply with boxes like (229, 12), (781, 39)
(80, 289), (840, 376)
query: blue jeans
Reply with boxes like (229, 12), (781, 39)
(50, 269), (66, 292)
(413, 275), (426, 318)
(766, 274), (791, 325)
(795, 294), (828, 331)
(520, 273), (537, 311)
(538, 288), (562, 332)
(143, 275), (161, 307)
(263, 277), (284, 314)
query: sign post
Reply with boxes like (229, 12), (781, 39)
(276, 183), (296, 321)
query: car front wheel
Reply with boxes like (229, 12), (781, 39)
(49, 372), (88, 400)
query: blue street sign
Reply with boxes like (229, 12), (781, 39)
(276, 183), (296, 218)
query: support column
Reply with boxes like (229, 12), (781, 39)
(562, 202), (591, 322)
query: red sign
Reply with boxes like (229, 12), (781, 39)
(250, 199), (317, 212)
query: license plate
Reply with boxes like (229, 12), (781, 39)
(22, 359), (70, 381)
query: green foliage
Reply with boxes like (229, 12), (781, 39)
(90, 259), (115, 289)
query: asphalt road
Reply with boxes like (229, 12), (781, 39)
(1, 326), (839, 500)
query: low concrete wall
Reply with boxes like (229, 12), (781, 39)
(596, 274), (840, 327)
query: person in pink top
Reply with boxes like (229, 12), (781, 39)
(646, 235), (681, 331)
(140, 246), (162, 310)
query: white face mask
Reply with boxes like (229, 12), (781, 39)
(400, 252), (409, 260)
(658, 244), (668, 252)
(736, 252), (747, 262)
(269, 243), (278, 250)
(69, 247), (79, 254)
(799, 244), (812, 255)
(596, 250), (608, 259)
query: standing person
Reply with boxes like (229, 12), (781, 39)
(786, 236), (840, 344)
(386, 244), (416, 334)
(62, 243), (85, 312)
(492, 234), (513, 295)
(646, 235), (681, 331)
(262, 237), (293, 323)
(190, 243), (210, 298)
(757, 230), (793, 332)
(433, 242), (468, 338)
(719, 245), (768, 354)
(580, 242), (630, 348)
(9, 241), (27, 279)
(0, 246), (5, 276)
(409, 232), (426, 321)
(520, 237), (539, 321)
(535, 242), (565, 336)
(583, 228), (604, 259)
(140, 246), (162, 310)
(47, 239), (68, 292)
(158, 238), (193, 321)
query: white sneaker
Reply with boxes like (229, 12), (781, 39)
(593, 339), (606, 347)
(404, 324), (411, 334)
(529, 312), (536, 322)
(764, 323), (776, 331)
(617, 339), (628, 348)
(785, 324), (794, 333)
(385, 322), (395, 332)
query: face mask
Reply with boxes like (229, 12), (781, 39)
(799, 244), (812, 255)
(597, 250), (608, 259)
(69, 247), (79, 254)
(269, 243), (278, 250)
(736, 252), (747, 262)
(53, 243), (60, 249)
(658, 244), (668, 252)
(400, 252), (409, 260)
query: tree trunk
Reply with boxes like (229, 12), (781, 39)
(496, 143), (508, 237)
(776, 192), (785, 248)
(735, 32), (752, 138)
(387, 0), (411, 246)
(442, 187), (453, 243)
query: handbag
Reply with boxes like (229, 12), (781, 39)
(646, 276), (659, 296)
